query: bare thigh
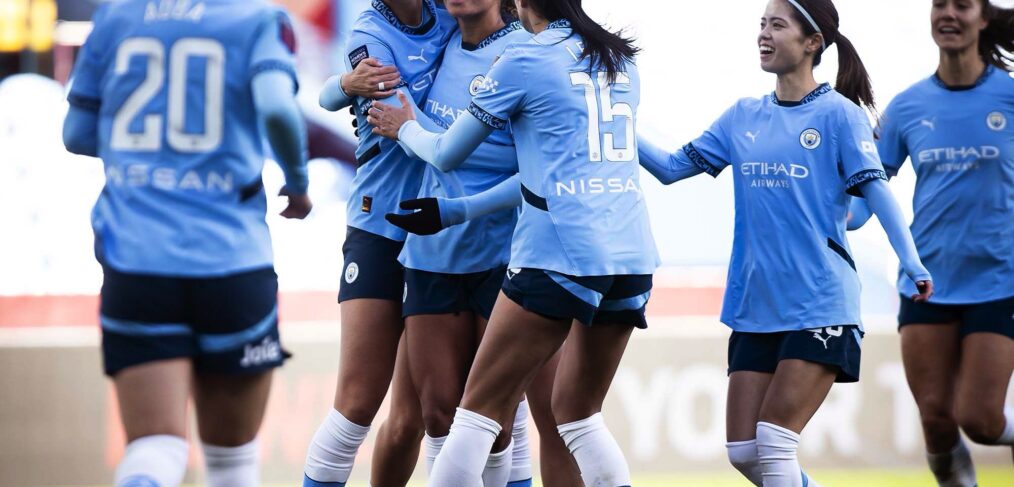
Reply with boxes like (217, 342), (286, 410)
(900, 324), (962, 453)
(726, 371), (773, 442)
(333, 298), (404, 425)
(405, 311), (478, 436)
(526, 345), (583, 487)
(193, 371), (273, 446)
(114, 359), (192, 442)
(954, 332), (1014, 444)
(757, 359), (837, 433)
(370, 333), (424, 487)
(550, 322), (634, 424)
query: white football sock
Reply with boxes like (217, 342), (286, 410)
(727, 439), (763, 486)
(427, 408), (501, 487)
(202, 439), (259, 487)
(482, 439), (514, 487)
(557, 413), (631, 487)
(303, 409), (370, 484)
(114, 435), (189, 487)
(510, 399), (533, 483)
(756, 421), (805, 487)
(996, 405), (1014, 445)
(424, 433), (446, 475)
(926, 438), (977, 487)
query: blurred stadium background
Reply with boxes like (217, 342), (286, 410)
(0, 0), (1012, 485)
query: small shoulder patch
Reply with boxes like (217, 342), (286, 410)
(349, 45), (370, 68)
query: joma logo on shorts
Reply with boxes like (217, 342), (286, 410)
(239, 336), (281, 368)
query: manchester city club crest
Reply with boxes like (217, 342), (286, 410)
(799, 128), (821, 150)
(987, 111), (1007, 131)
(469, 75), (486, 96)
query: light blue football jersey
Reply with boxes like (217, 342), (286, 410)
(468, 21), (659, 277)
(399, 23), (528, 274)
(686, 84), (887, 332)
(67, 0), (299, 277)
(344, 0), (456, 241)
(877, 66), (1014, 304)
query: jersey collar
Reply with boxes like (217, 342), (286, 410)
(547, 19), (572, 30)
(463, 20), (523, 51)
(771, 82), (832, 107)
(931, 64), (994, 91)
(372, 0), (437, 35)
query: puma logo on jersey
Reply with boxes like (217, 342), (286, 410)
(408, 48), (429, 64)
(745, 131), (760, 143)
(920, 119), (936, 131)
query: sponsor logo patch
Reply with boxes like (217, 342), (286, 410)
(349, 45), (369, 68)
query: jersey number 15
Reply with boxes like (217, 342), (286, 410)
(111, 37), (225, 153)
(570, 71), (634, 163)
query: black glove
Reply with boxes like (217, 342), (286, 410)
(385, 198), (444, 235)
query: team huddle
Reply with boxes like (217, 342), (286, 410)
(62, 0), (1013, 486)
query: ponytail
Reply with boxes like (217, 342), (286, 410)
(979, 2), (1014, 70)
(527, 0), (639, 83)
(787, 0), (876, 113)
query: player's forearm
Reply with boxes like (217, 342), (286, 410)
(398, 114), (493, 172)
(637, 134), (704, 184)
(319, 74), (353, 112)
(860, 179), (931, 282)
(441, 174), (522, 226)
(253, 71), (309, 194)
(62, 105), (100, 157)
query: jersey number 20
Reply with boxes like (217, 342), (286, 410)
(570, 71), (634, 163)
(111, 37), (224, 153)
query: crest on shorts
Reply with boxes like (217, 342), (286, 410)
(799, 128), (821, 150)
(345, 262), (360, 284)
(987, 111), (1007, 131)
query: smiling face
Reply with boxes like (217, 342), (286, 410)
(758, 0), (823, 74)
(931, 0), (989, 54)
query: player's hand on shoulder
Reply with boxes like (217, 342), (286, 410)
(368, 91), (415, 140)
(343, 58), (402, 99)
(279, 187), (313, 220)
(385, 198), (444, 235)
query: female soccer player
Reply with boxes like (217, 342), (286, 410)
(62, 1), (309, 486)
(635, 0), (934, 485)
(301, 1), (458, 486)
(368, 0), (658, 484)
(847, 0), (1014, 483)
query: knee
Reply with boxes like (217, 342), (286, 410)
(386, 416), (424, 446)
(550, 393), (596, 426)
(420, 398), (457, 437)
(955, 404), (1004, 444)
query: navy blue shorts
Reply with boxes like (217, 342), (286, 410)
(501, 268), (653, 328)
(728, 326), (864, 383)
(403, 267), (505, 320)
(338, 227), (405, 303)
(100, 266), (288, 377)
(898, 294), (1014, 339)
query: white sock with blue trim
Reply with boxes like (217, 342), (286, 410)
(557, 413), (631, 487)
(303, 409), (369, 485)
(114, 435), (189, 487)
(202, 439), (259, 487)
(427, 408), (501, 487)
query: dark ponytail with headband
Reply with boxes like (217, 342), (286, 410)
(979, 0), (1014, 70)
(786, 0), (876, 112)
(527, 0), (640, 83)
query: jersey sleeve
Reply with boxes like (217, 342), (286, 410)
(874, 99), (908, 177)
(467, 46), (527, 131)
(838, 105), (888, 197)
(67, 6), (112, 111)
(683, 104), (736, 177)
(249, 9), (299, 90)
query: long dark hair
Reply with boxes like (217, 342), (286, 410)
(978, 1), (1014, 70)
(527, 0), (639, 82)
(787, 0), (876, 112)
